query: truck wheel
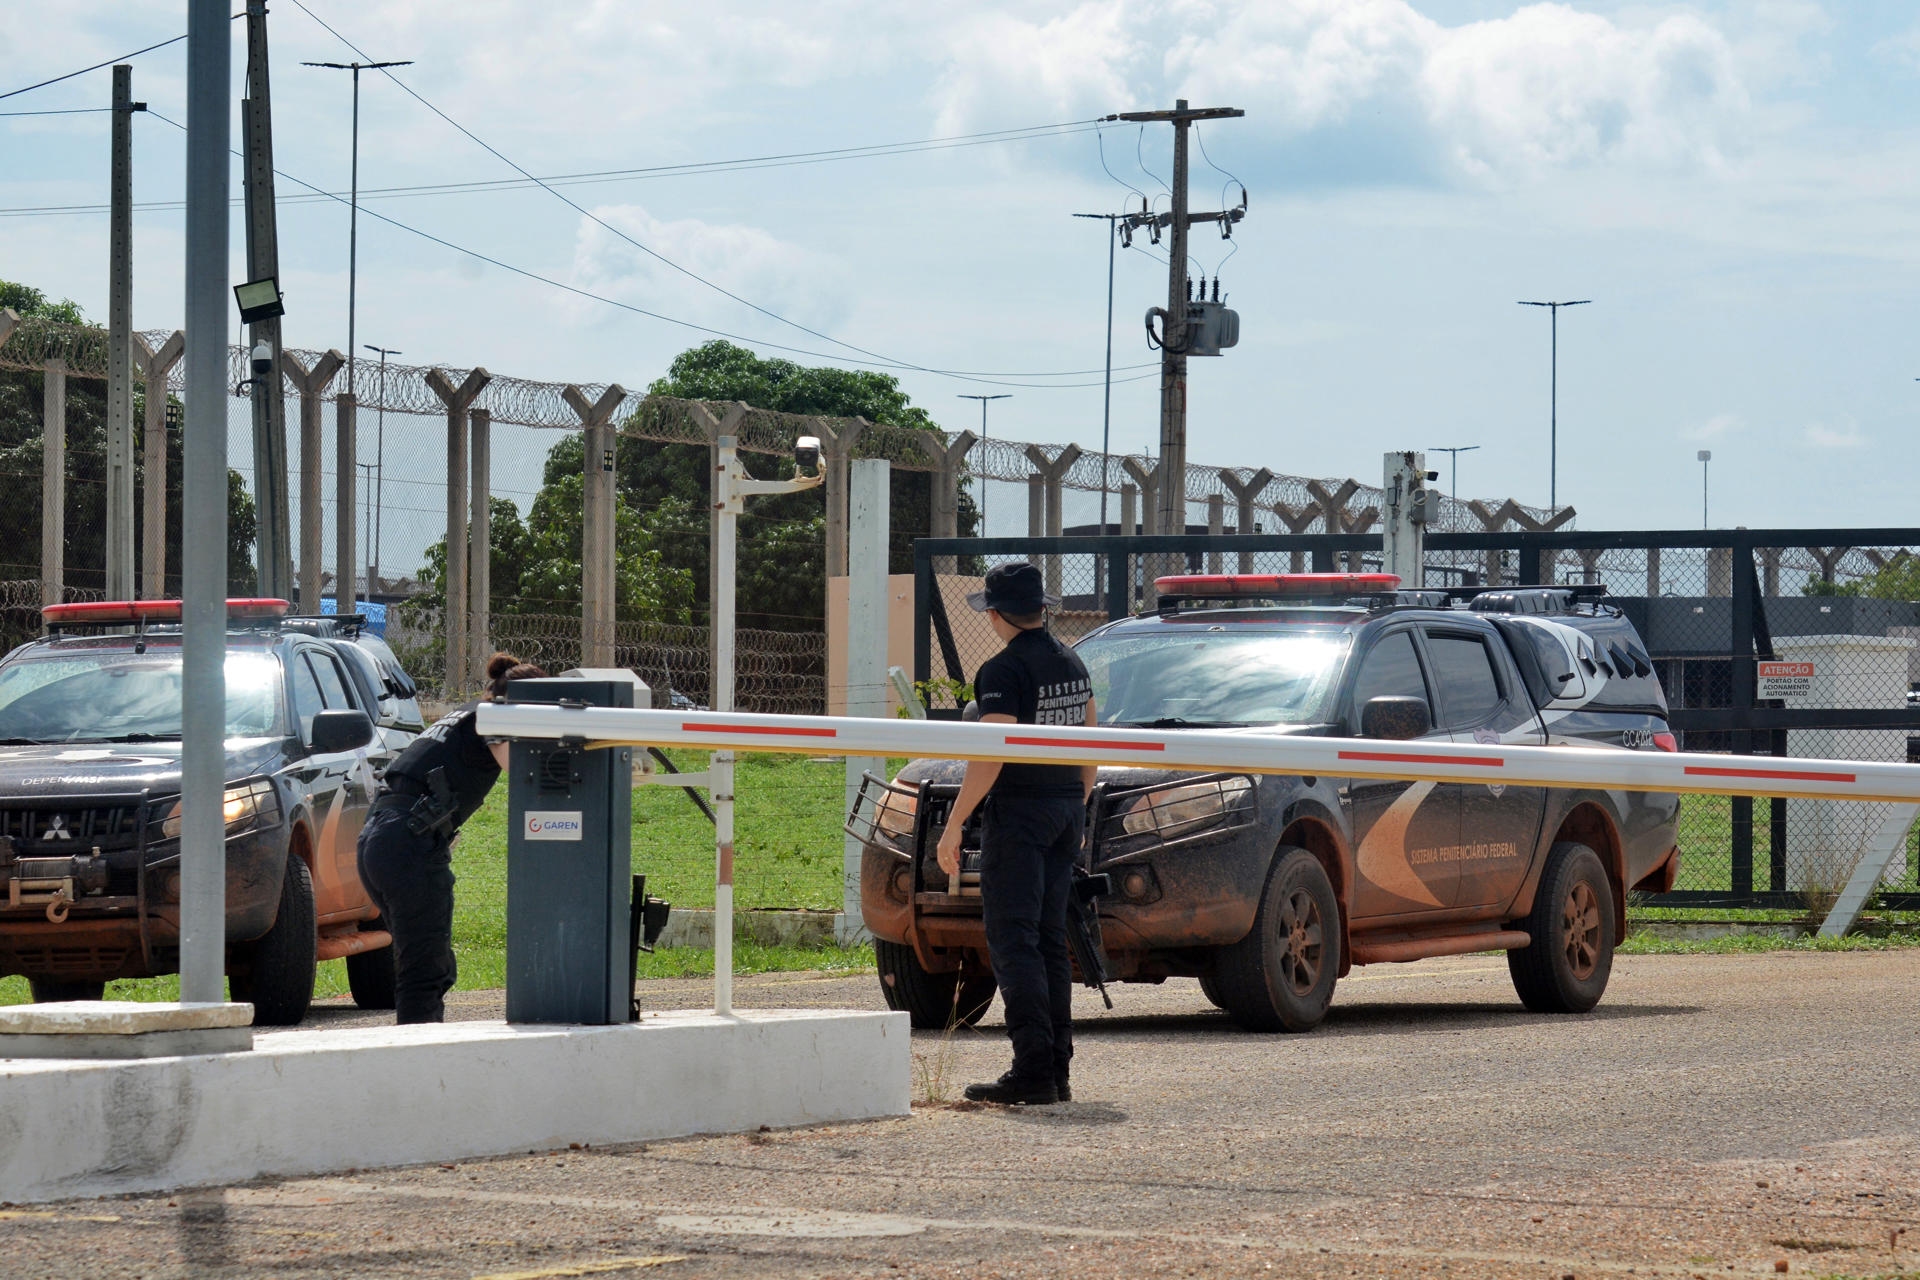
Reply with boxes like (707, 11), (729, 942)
(1508, 841), (1615, 1014)
(875, 938), (996, 1029)
(346, 927), (397, 1010)
(1213, 847), (1341, 1033)
(231, 852), (317, 1027)
(1196, 969), (1231, 1012)
(28, 978), (106, 1002)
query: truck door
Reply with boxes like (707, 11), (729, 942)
(1343, 628), (1459, 920)
(292, 647), (375, 920)
(1418, 628), (1547, 909)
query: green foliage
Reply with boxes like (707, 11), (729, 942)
(898, 677), (972, 718)
(0, 280), (87, 325)
(1803, 554), (1920, 601)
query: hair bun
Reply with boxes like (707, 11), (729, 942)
(485, 652), (518, 682)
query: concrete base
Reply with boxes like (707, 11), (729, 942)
(0, 1008), (908, 1205)
(0, 1000), (255, 1059)
(0, 1026), (254, 1059)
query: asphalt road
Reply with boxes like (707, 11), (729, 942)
(8, 951), (1920, 1279)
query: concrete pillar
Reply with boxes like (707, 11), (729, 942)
(840, 458), (890, 944)
(1024, 444), (1081, 599)
(1206, 495), (1225, 574)
(1220, 467), (1272, 573)
(105, 64), (135, 603)
(817, 416), (868, 579)
(1269, 500), (1323, 573)
(1646, 546), (1661, 597)
(1706, 546), (1733, 597)
(1120, 484), (1137, 537)
(468, 408), (491, 679)
(1807, 547), (1850, 587)
(916, 429), (976, 575)
(1760, 548), (1782, 597)
(1307, 479), (1364, 572)
(0, 308), (16, 346)
(1577, 547), (1604, 586)
(563, 384), (629, 670)
(334, 393), (357, 614)
(40, 358), (65, 606)
(132, 331), (185, 598)
(1467, 500), (1513, 587)
(280, 349), (344, 614)
(685, 401), (752, 701)
(1343, 507), (1381, 573)
(425, 368), (491, 692)
(1122, 458), (1164, 607)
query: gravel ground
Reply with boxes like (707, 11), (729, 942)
(6, 950), (1920, 1280)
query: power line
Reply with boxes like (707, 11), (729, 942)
(137, 108), (1158, 389)
(0, 30), (191, 101)
(0, 107), (115, 117)
(286, 0), (1096, 385)
(0, 120), (1104, 217)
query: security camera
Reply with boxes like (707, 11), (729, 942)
(794, 435), (821, 475)
(250, 340), (272, 375)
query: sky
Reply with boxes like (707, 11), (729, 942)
(3, 0), (1918, 538)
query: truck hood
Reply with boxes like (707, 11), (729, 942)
(0, 738), (288, 800)
(893, 721), (1337, 789)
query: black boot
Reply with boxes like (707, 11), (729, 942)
(1056, 1075), (1072, 1102)
(963, 1072), (1058, 1105)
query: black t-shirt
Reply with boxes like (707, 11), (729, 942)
(974, 626), (1092, 797)
(384, 701), (500, 829)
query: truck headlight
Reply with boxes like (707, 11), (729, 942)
(160, 780), (278, 840)
(1118, 777), (1253, 839)
(874, 786), (918, 841)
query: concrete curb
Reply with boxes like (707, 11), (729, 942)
(656, 909), (844, 950)
(1628, 919), (1812, 942)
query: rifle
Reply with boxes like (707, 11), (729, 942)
(1066, 869), (1114, 1009)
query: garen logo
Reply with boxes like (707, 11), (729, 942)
(523, 810), (584, 842)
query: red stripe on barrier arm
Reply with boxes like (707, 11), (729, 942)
(1685, 765), (1857, 785)
(1338, 750), (1505, 769)
(1005, 735), (1166, 752)
(692, 722), (839, 739)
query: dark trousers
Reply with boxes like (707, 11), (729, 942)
(356, 805), (457, 1024)
(980, 793), (1084, 1085)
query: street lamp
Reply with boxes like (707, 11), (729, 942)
(363, 343), (400, 590)
(957, 394), (1010, 534)
(302, 58), (412, 397)
(1429, 444), (1480, 506)
(1072, 212), (1124, 532)
(1517, 299), (1590, 510)
(1697, 449), (1711, 529)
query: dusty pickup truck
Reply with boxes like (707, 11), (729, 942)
(849, 574), (1682, 1033)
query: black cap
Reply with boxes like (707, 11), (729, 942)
(966, 561), (1061, 614)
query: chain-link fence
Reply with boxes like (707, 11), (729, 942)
(914, 530), (1920, 912)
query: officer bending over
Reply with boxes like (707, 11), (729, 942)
(358, 651), (546, 1023)
(937, 562), (1095, 1105)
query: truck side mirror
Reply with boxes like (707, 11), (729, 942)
(1360, 696), (1430, 741)
(309, 709), (374, 754)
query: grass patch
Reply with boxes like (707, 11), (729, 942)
(1619, 930), (1920, 956)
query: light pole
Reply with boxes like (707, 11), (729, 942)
(1697, 449), (1711, 529)
(363, 343), (399, 590)
(1073, 212), (1123, 532)
(957, 394), (1010, 534)
(302, 58), (411, 397)
(356, 460), (375, 601)
(1429, 444), (1481, 506)
(1517, 299), (1590, 509)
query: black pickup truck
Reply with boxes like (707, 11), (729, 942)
(0, 599), (423, 1023)
(851, 574), (1682, 1033)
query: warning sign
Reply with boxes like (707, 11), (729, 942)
(1758, 660), (1814, 700)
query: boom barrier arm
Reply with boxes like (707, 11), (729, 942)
(474, 704), (1920, 805)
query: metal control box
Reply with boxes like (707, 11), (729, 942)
(503, 676), (639, 1024)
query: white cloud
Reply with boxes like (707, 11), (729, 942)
(1872, 21), (1920, 71)
(1688, 412), (1740, 442)
(567, 204), (848, 339)
(928, 3), (1145, 136)
(1804, 421), (1867, 450)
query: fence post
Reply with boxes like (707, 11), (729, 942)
(334, 392), (357, 614)
(1122, 458), (1163, 607)
(41, 358), (65, 606)
(1206, 495), (1224, 573)
(1729, 535), (1758, 897)
(425, 367), (491, 692)
(563, 384), (629, 669)
(1646, 545), (1661, 597)
(1220, 467), (1272, 572)
(817, 415), (868, 579)
(916, 428), (975, 575)
(1106, 541), (1131, 619)
(132, 331), (185, 598)
(1760, 547), (1781, 597)
(279, 349), (344, 614)
(1269, 499), (1323, 572)
(841, 458), (889, 944)
(0, 308), (16, 346)
(1120, 484), (1136, 537)
(468, 407), (491, 679)
(1024, 444), (1081, 599)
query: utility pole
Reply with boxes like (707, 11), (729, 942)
(106, 64), (144, 601)
(1517, 299), (1590, 510)
(956, 394), (1008, 534)
(242, 0), (292, 600)
(364, 343), (399, 593)
(1110, 101), (1246, 544)
(1072, 212), (1123, 532)
(1697, 449), (1711, 529)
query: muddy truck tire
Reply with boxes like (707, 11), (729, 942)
(1508, 841), (1615, 1014)
(231, 852), (317, 1027)
(28, 978), (106, 1002)
(876, 938), (996, 1029)
(1212, 847), (1341, 1033)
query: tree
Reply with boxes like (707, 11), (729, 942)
(1804, 554), (1920, 601)
(0, 280), (257, 593)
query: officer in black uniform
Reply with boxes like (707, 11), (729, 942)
(937, 562), (1095, 1105)
(357, 652), (545, 1023)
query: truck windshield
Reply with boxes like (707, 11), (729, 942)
(0, 651), (285, 743)
(1079, 628), (1351, 728)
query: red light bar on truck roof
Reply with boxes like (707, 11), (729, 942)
(41, 598), (290, 625)
(1153, 573), (1402, 598)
